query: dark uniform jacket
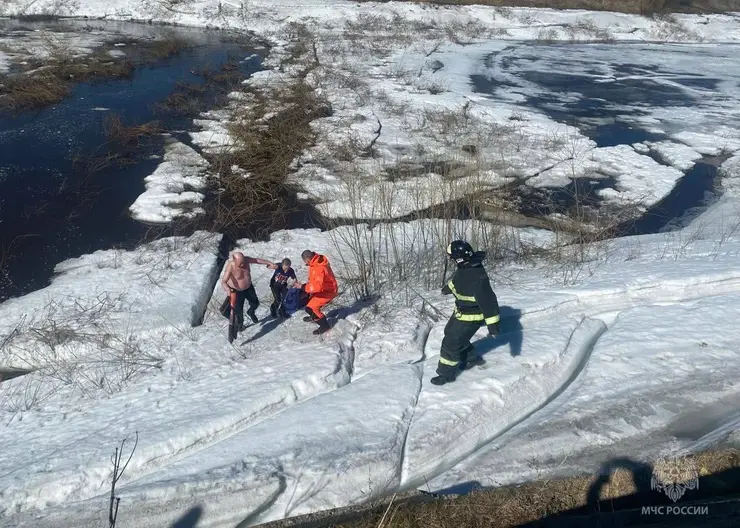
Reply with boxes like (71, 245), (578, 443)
(442, 258), (500, 326)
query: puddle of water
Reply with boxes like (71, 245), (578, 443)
(618, 161), (718, 236)
(585, 121), (663, 148)
(0, 21), (263, 301)
(470, 43), (727, 236)
(667, 393), (740, 442)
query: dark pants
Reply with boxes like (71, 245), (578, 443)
(436, 317), (482, 381)
(220, 285), (259, 326)
(270, 282), (288, 316)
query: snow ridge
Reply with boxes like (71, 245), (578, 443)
(400, 316), (607, 489)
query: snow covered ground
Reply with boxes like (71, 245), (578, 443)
(6, 1), (740, 222)
(3, 185), (740, 527)
(129, 139), (211, 224)
(3, 1), (740, 527)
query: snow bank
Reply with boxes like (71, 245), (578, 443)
(429, 291), (740, 490)
(122, 364), (420, 526)
(401, 315), (606, 487)
(6, 364), (421, 527)
(0, 232), (220, 369)
(129, 139), (210, 224)
(4, 201), (740, 524)
(648, 140), (703, 171)
(190, 109), (235, 155)
(351, 306), (429, 379)
(0, 230), (356, 517)
(720, 154), (740, 197)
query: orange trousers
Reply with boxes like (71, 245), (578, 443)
(306, 291), (336, 320)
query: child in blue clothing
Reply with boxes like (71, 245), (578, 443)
(269, 258), (297, 318)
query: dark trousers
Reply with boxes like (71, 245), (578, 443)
(270, 283), (288, 315)
(436, 317), (482, 380)
(220, 285), (259, 325)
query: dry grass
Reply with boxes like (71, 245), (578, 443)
(207, 80), (330, 237)
(0, 35), (189, 113)
(0, 71), (71, 110)
(334, 449), (740, 528)
(103, 114), (164, 146)
(0, 293), (164, 407)
(191, 27), (330, 240)
(155, 61), (244, 118)
(66, 114), (164, 181)
(141, 34), (192, 61)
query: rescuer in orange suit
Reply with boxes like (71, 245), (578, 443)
(292, 249), (338, 335)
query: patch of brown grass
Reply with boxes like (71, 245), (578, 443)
(329, 449), (740, 528)
(0, 35), (190, 113)
(102, 114), (164, 146)
(142, 35), (192, 61)
(186, 28), (330, 239)
(207, 79), (331, 237)
(0, 56), (134, 112)
(0, 71), (70, 111)
(155, 61), (245, 117)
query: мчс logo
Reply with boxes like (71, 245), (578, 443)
(650, 453), (699, 502)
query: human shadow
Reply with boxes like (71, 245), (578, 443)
(240, 315), (287, 345)
(171, 505), (203, 528)
(586, 457), (654, 511)
(474, 306), (524, 357)
(432, 479), (485, 496)
(325, 293), (380, 322)
(518, 456), (740, 527)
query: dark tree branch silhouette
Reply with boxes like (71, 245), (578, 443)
(109, 431), (139, 528)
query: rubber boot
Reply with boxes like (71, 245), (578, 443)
(463, 357), (486, 370)
(303, 307), (319, 323)
(430, 375), (454, 386)
(313, 317), (331, 335)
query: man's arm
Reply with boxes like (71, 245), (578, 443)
(304, 266), (325, 294)
(221, 262), (233, 294)
(475, 276), (501, 334)
(246, 256), (274, 266)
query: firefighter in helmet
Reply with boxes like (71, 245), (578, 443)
(431, 240), (501, 386)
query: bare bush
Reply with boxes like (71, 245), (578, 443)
(535, 26), (561, 43)
(565, 17), (614, 41)
(650, 13), (704, 41)
(325, 155), (532, 302)
(0, 71), (71, 111)
(0, 293), (164, 403)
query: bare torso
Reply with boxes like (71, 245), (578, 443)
(224, 261), (253, 291)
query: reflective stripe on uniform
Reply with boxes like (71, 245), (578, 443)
(448, 280), (476, 302)
(439, 357), (459, 366)
(454, 310), (484, 322)
(485, 315), (500, 325)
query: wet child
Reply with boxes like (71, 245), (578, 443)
(269, 258), (297, 318)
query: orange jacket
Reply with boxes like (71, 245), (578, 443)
(305, 253), (338, 295)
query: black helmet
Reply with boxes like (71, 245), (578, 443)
(446, 240), (474, 263)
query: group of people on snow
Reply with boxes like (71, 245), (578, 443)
(220, 239), (501, 386)
(220, 249), (338, 336)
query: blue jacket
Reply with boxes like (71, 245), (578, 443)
(270, 265), (296, 286)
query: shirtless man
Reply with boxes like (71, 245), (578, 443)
(221, 251), (276, 329)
